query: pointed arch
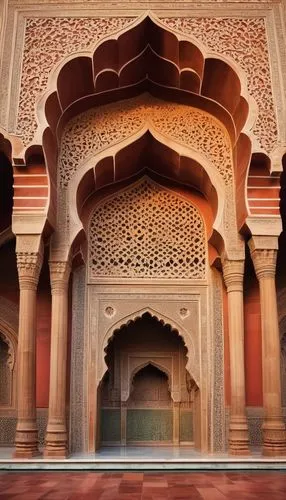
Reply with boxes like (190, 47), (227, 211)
(100, 308), (198, 387)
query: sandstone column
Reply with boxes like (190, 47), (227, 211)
(44, 261), (71, 458)
(249, 238), (286, 456)
(222, 259), (249, 455)
(14, 236), (43, 457)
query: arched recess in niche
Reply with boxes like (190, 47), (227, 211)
(0, 324), (17, 409)
(98, 312), (198, 447)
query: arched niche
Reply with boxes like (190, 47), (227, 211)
(60, 119), (242, 263)
(97, 312), (198, 447)
(99, 307), (198, 389)
(0, 299), (18, 410)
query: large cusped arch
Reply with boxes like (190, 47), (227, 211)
(99, 307), (198, 388)
(12, 11), (254, 237)
(58, 102), (243, 262)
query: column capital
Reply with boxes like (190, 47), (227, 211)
(49, 261), (71, 293)
(222, 259), (244, 292)
(16, 235), (44, 290)
(248, 238), (278, 280)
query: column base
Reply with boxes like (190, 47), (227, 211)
(14, 447), (41, 459)
(44, 425), (68, 459)
(14, 425), (40, 458)
(229, 418), (249, 456)
(262, 420), (286, 456)
(44, 447), (68, 459)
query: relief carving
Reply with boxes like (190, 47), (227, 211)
(60, 95), (233, 187)
(161, 16), (277, 153)
(17, 17), (134, 145)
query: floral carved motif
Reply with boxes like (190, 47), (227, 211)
(161, 17), (277, 153)
(16, 15), (277, 153)
(89, 177), (206, 279)
(17, 17), (134, 145)
(59, 95), (232, 187)
(16, 251), (43, 285)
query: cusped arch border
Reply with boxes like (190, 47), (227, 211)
(66, 125), (241, 261)
(20, 11), (255, 228)
(35, 11), (252, 146)
(100, 307), (199, 388)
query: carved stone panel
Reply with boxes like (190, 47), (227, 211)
(89, 177), (206, 280)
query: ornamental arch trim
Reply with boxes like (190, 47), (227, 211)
(35, 11), (252, 148)
(100, 307), (198, 388)
(128, 361), (173, 403)
(65, 125), (241, 261)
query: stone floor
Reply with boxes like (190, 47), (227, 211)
(0, 471), (286, 499)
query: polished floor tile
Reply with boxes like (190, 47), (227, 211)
(0, 471), (286, 499)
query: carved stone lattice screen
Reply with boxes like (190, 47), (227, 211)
(89, 178), (206, 279)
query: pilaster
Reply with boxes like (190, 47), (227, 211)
(44, 260), (71, 458)
(249, 236), (286, 456)
(14, 235), (43, 458)
(222, 258), (249, 455)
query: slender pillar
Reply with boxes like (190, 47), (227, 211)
(222, 259), (249, 455)
(44, 261), (71, 458)
(14, 239), (43, 457)
(173, 402), (180, 445)
(121, 402), (127, 446)
(249, 240), (286, 456)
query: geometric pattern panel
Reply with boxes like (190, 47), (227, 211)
(180, 410), (194, 442)
(89, 178), (206, 279)
(126, 409), (173, 442)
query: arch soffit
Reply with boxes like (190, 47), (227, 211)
(100, 307), (198, 388)
(68, 127), (226, 247)
(43, 12), (249, 96)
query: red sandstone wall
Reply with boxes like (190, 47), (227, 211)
(36, 286), (51, 408)
(244, 270), (263, 407)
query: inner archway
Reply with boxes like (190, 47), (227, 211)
(98, 312), (198, 448)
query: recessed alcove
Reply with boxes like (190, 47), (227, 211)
(98, 312), (196, 447)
